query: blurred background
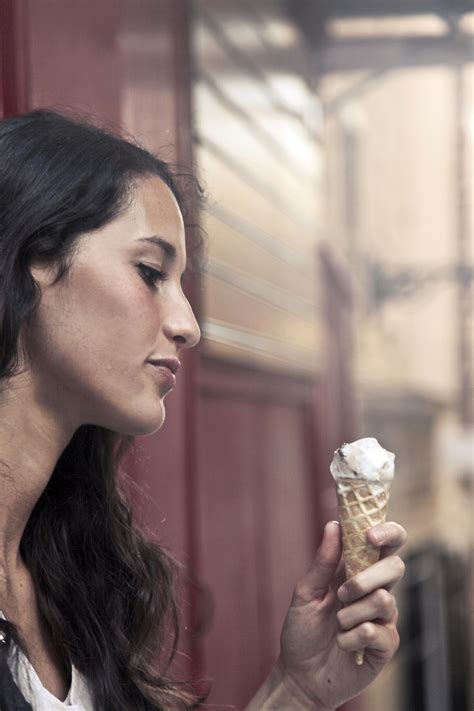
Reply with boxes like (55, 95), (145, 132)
(1, 1), (472, 709)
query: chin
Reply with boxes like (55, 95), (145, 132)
(103, 398), (168, 437)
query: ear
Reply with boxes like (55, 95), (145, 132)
(28, 259), (60, 290)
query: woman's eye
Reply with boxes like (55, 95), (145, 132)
(138, 264), (169, 288)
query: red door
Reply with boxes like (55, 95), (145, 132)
(196, 359), (322, 707)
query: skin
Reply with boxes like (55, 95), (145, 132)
(0, 174), (407, 708)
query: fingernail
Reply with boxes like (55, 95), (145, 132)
(338, 586), (349, 602)
(371, 527), (385, 544)
(324, 521), (340, 536)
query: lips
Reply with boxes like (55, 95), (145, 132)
(147, 357), (181, 374)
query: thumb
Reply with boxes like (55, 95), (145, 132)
(304, 521), (342, 600)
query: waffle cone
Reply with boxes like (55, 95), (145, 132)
(336, 478), (390, 664)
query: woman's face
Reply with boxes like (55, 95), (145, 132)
(24, 175), (201, 436)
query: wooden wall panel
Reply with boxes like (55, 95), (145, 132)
(0, 0), (29, 117)
(194, 4), (322, 175)
(197, 396), (263, 707)
(205, 278), (316, 347)
(203, 213), (316, 302)
(194, 84), (319, 222)
(259, 402), (316, 659)
(196, 143), (318, 251)
(193, 0), (325, 375)
(197, 363), (320, 707)
(27, 0), (122, 120)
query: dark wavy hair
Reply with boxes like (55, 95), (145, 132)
(0, 109), (206, 710)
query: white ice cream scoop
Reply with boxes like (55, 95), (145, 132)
(330, 437), (395, 490)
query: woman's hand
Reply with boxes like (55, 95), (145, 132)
(276, 520), (407, 710)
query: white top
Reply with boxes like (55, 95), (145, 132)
(0, 610), (94, 710)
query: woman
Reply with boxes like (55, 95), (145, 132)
(0, 109), (407, 710)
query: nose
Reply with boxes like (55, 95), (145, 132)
(162, 289), (201, 350)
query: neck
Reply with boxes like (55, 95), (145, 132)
(0, 369), (77, 591)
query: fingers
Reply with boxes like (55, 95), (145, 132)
(293, 521), (342, 604)
(336, 583), (401, 660)
(337, 615), (400, 660)
(337, 555), (405, 603)
(366, 522), (407, 559)
(337, 588), (397, 630)
(330, 521), (405, 662)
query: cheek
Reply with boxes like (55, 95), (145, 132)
(31, 267), (160, 386)
(89, 279), (152, 342)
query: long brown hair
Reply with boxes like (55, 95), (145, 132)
(0, 109), (207, 710)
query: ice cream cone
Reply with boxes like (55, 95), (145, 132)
(336, 478), (390, 664)
(330, 438), (394, 666)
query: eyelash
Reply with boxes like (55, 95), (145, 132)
(138, 263), (170, 289)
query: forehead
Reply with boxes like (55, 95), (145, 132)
(128, 175), (185, 252)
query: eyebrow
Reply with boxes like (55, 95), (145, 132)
(136, 236), (177, 261)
